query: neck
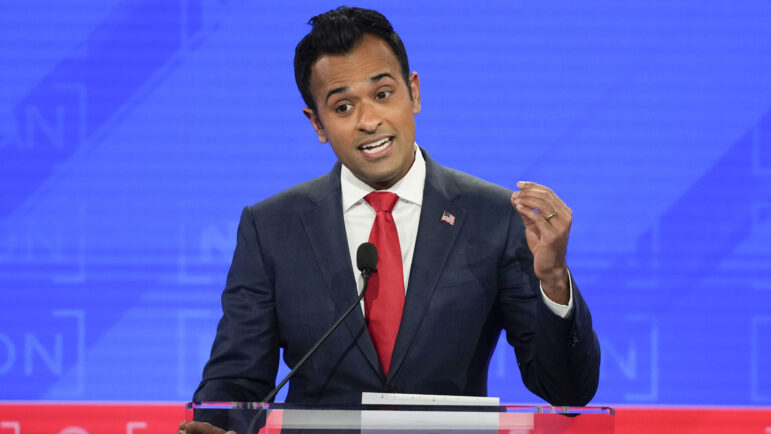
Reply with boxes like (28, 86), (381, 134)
(363, 149), (417, 191)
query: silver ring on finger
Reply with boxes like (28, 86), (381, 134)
(545, 210), (558, 221)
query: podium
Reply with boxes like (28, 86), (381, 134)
(186, 402), (615, 433)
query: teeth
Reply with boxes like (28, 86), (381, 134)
(361, 138), (391, 154)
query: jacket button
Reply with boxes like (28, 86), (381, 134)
(385, 385), (399, 393)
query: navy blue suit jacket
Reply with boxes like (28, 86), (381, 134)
(193, 149), (600, 406)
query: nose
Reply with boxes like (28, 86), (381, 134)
(356, 100), (382, 133)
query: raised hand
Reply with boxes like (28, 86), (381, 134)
(177, 420), (235, 434)
(510, 181), (571, 305)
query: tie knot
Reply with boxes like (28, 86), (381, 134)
(365, 192), (399, 213)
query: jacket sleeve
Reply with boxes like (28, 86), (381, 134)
(193, 206), (279, 402)
(497, 208), (600, 406)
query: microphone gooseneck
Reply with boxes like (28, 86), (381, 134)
(261, 242), (378, 403)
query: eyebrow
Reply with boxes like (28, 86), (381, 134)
(324, 72), (396, 104)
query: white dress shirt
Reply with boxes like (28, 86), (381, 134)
(340, 145), (573, 318)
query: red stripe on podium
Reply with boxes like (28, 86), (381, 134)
(0, 403), (184, 433)
(615, 406), (771, 434)
(0, 403), (769, 433)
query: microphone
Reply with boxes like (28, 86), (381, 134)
(357, 241), (378, 278)
(261, 242), (378, 403)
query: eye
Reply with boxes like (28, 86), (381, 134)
(335, 103), (352, 113)
(375, 90), (393, 100)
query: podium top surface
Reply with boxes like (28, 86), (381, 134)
(188, 401), (614, 415)
(186, 402), (615, 432)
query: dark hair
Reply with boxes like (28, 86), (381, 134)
(294, 6), (411, 112)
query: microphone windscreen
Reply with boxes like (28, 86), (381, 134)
(356, 242), (378, 273)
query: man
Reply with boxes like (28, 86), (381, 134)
(181, 6), (599, 433)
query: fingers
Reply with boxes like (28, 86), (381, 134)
(510, 181), (573, 250)
(514, 193), (555, 218)
(512, 181), (572, 225)
(513, 198), (551, 235)
(516, 180), (547, 190)
(511, 182), (572, 284)
(182, 421), (227, 434)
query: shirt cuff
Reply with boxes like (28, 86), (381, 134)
(539, 269), (574, 319)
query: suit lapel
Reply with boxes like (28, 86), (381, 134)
(300, 165), (382, 378)
(387, 152), (466, 382)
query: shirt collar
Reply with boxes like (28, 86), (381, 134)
(341, 144), (425, 212)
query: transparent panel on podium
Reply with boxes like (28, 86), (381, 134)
(186, 402), (614, 433)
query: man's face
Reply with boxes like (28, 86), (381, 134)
(303, 34), (421, 190)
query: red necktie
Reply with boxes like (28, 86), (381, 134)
(364, 192), (405, 376)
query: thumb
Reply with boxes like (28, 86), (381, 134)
(515, 204), (540, 232)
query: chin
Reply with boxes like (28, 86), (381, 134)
(361, 172), (400, 189)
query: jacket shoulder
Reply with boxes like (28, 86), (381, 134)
(246, 170), (338, 217)
(432, 163), (514, 210)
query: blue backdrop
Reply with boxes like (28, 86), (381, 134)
(1, 0), (770, 405)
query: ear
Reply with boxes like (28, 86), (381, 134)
(408, 72), (421, 115)
(302, 107), (328, 143)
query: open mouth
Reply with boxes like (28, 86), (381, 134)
(359, 137), (393, 156)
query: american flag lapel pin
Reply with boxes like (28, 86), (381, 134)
(440, 210), (455, 226)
